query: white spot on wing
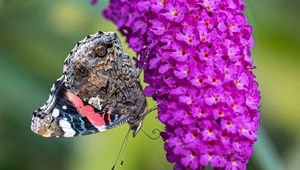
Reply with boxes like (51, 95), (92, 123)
(62, 105), (67, 110)
(59, 119), (76, 137)
(52, 109), (60, 117)
(95, 126), (107, 132)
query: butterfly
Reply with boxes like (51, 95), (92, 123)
(31, 31), (150, 138)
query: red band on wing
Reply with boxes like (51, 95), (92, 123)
(66, 92), (106, 127)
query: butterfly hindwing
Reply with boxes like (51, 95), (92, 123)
(31, 78), (129, 137)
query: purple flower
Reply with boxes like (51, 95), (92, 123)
(100, 0), (261, 169)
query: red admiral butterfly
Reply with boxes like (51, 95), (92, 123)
(31, 31), (150, 138)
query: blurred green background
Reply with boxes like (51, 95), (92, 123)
(0, 0), (299, 170)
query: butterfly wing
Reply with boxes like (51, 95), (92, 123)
(31, 77), (130, 137)
(31, 31), (147, 137)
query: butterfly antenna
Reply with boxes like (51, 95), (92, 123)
(147, 105), (158, 113)
(146, 99), (167, 114)
(136, 48), (151, 79)
(140, 128), (161, 140)
(120, 129), (130, 166)
(111, 127), (131, 170)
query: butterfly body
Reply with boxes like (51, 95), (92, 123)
(31, 31), (148, 137)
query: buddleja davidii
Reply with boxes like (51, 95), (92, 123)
(92, 0), (261, 169)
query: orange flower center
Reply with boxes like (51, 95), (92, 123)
(172, 11), (178, 16)
(205, 21), (210, 26)
(191, 152), (196, 158)
(184, 69), (189, 75)
(180, 50), (186, 55)
(204, 52), (209, 58)
(200, 109), (205, 115)
(160, 0), (166, 6)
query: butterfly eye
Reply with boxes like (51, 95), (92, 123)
(77, 65), (89, 77)
(95, 45), (107, 57)
(87, 51), (96, 58)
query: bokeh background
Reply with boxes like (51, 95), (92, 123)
(0, 0), (299, 170)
